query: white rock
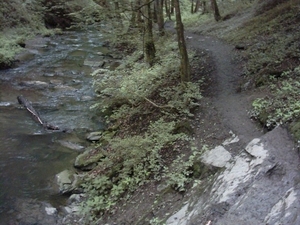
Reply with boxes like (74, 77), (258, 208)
(201, 145), (232, 168)
(45, 206), (57, 215)
(166, 204), (189, 225)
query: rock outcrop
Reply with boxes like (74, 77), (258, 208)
(167, 127), (300, 225)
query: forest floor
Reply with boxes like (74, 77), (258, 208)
(103, 4), (300, 223)
(186, 31), (264, 155)
(100, 10), (271, 225)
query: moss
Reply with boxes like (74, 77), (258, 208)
(174, 120), (193, 135)
(255, 74), (268, 87)
(290, 120), (300, 142)
(192, 160), (219, 179)
(74, 147), (106, 170)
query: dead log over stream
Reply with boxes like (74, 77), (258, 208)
(17, 95), (60, 130)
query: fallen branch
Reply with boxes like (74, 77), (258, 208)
(17, 95), (59, 130)
(144, 97), (173, 109)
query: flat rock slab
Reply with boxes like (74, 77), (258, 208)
(201, 145), (232, 168)
(167, 126), (300, 225)
(86, 131), (103, 141)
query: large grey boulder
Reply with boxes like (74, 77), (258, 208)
(167, 127), (300, 225)
(55, 169), (82, 195)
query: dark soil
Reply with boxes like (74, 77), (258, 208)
(187, 33), (264, 152)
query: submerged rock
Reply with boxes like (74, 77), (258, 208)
(20, 80), (49, 88)
(61, 194), (85, 225)
(57, 140), (85, 152)
(10, 199), (60, 225)
(86, 131), (103, 141)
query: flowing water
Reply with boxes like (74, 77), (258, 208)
(0, 28), (109, 224)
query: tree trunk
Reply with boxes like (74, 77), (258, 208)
(129, 1), (137, 28)
(210, 0), (221, 21)
(155, 0), (165, 35)
(165, 0), (172, 20)
(136, 0), (144, 31)
(173, 0), (190, 82)
(144, 0), (156, 66)
(202, 0), (208, 14)
(170, 0), (175, 15)
(194, 0), (201, 13)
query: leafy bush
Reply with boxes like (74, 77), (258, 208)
(251, 67), (300, 128)
(80, 119), (189, 221)
(83, 28), (204, 223)
(91, 37), (202, 120)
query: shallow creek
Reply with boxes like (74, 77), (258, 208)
(0, 29), (109, 223)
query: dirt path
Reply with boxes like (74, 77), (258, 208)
(166, 30), (300, 225)
(186, 32), (263, 147)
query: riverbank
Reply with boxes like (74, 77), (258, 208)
(0, 27), (123, 224)
(0, 0), (103, 69)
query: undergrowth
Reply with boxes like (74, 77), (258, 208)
(224, 0), (300, 135)
(251, 66), (300, 129)
(81, 27), (203, 223)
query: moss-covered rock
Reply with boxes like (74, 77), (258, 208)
(74, 147), (106, 170)
(290, 120), (300, 142)
(55, 169), (83, 194)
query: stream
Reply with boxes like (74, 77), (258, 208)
(0, 28), (111, 224)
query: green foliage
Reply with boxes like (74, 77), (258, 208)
(83, 2), (206, 223)
(251, 67), (300, 128)
(66, 0), (103, 27)
(225, 0), (300, 81)
(245, 33), (300, 77)
(80, 119), (189, 221)
(160, 82), (202, 117)
(165, 145), (205, 192)
(150, 217), (166, 225)
(91, 36), (202, 120)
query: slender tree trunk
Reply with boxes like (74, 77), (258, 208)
(165, 0), (172, 20)
(170, 0), (175, 15)
(136, 0), (144, 31)
(153, 0), (158, 23)
(156, 0), (165, 35)
(129, 1), (136, 28)
(173, 0), (190, 82)
(210, 0), (221, 21)
(191, 0), (194, 13)
(194, 0), (201, 13)
(113, 0), (123, 28)
(202, 0), (208, 14)
(144, 0), (156, 66)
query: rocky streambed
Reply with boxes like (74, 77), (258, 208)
(0, 27), (120, 225)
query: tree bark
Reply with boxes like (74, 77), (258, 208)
(202, 0), (208, 14)
(174, 0), (190, 82)
(194, 0), (201, 13)
(210, 0), (221, 21)
(155, 0), (165, 35)
(170, 0), (175, 15)
(144, 0), (156, 66)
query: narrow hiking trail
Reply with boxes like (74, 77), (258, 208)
(186, 32), (263, 147)
(166, 30), (300, 225)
